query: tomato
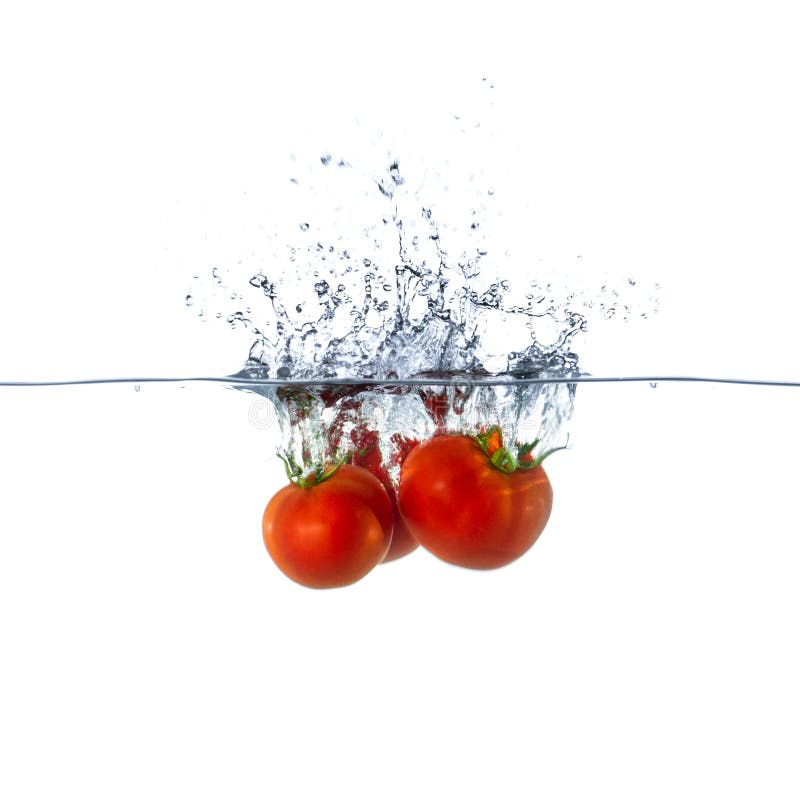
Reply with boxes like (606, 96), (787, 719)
(349, 428), (419, 562)
(398, 433), (554, 570)
(327, 403), (420, 563)
(262, 464), (393, 588)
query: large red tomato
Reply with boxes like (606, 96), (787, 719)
(262, 464), (393, 588)
(398, 433), (554, 570)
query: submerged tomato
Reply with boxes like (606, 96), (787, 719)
(262, 464), (393, 588)
(347, 427), (420, 562)
(398, 434), (553, 570)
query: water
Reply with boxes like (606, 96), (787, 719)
(2, 372), (797, 494)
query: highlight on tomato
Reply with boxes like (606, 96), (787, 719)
(262, 458), (394, 589)
(398, 427), (563, 570)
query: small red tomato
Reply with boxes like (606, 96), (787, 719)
(348, 427), (419, 563)
(398, 434), (554, 570)
(262, 464), (393, 589)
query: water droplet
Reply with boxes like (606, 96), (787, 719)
(628, 277), (637, 286)
(320, 154), (332, 165)
(185, 294), (193, 306)
(299, 222), (310, 231)
(389, 162), (403, 185)
(134, 384), (140, 392)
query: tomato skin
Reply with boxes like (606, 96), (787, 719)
(262, 465), (393, 589)
(398, 435), (553, 570)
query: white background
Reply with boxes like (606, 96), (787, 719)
(1, 2), (800, 798)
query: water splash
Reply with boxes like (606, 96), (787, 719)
(188, 155), (654, 383)
(187, 148), (657, 477)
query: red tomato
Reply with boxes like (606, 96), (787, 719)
(349, 428), (419, 562)
(398, 434), (553, 570)
(262, 464), (393, 588)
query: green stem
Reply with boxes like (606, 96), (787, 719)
(490, 447), (518, 474)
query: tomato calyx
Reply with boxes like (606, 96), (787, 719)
(474, 425), (566, 474)
(277, 451), (346, 488)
